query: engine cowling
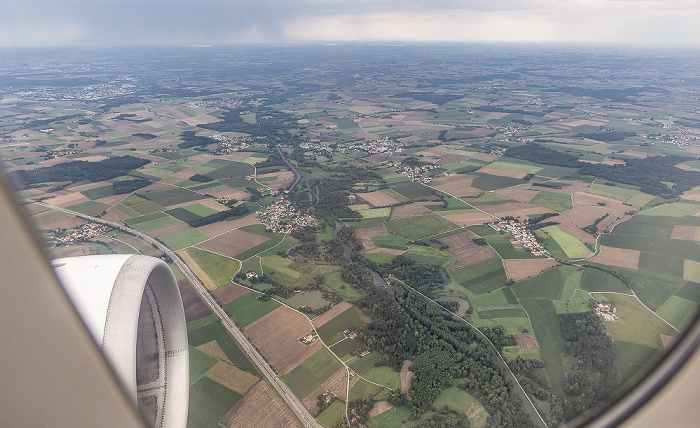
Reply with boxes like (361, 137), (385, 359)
(53, 254), (188, 428)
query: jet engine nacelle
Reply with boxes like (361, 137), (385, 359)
(53, 254), (188, 428)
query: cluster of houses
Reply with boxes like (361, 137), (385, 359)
(210, 134), (257, 155)
(594, 300), (619, 322)
(343, 329), (358, 339)
(17, 81), (137, 101)
(43, 147), (82, 159)
(297, 137), (404, 156)
(258, 199), (314, 233)
(245, 271), (259, 279)
(186, 99), (245, 110)
(386, 160), (439, 183)
(300, 332), (319, 345)
(47, 223), (111, 247)
(488, 219), (548, 256)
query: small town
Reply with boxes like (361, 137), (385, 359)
(258, 199), (315, 233)
(47, 223), (112, 248)
(488, 219), (549, 256)
(386, 160), (439, 183)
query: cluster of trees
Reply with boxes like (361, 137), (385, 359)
(559, 312), (615, 420)
(338, 259), (534, 426)
(112, 178), (151, 194)
(583, 213), (609, 234)
(177, 131), (218, 149)
(181, 206), (249, 227)
(505, 143), (700, 197)
(13, 156), (150, 186)
(189, 173), (213, 182)
(287, 239), (346, 265)
(198, 106), (297, 139)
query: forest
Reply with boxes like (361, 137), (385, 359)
(12, 155), (150, 186)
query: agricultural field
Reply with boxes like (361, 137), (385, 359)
(9, 44), (700, 428)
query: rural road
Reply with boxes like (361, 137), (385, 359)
(28, 200), (322, 428)
(276, 145), (301, 191)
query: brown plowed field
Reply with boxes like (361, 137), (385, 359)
(312, 302), (353, 329)
(147, 222), (190, 237)
(480, 202), (555, 218)
(212, 283), (251, 305)
(515, 333), (539, 349)
(196, 341), (231, 363)
(439, 231), (497, 271)
(430, 175), (481, 197)
(588, 246), (640, 270)
(435, 154), (471, 165)
(495, 185), (541, 203)
(363, 247), (406, 256)
(390, 203), (429, 219)
(302, 368), (348, 409)
(356, 190), (400, 207)
(195, 228), (269, 258)
(477, 168), (528, 179)
(102, 207), (132, 222)
(440, 212), (494, 226)
(400, 360), (414, 393)
(557, 221), (596, 244)
(205, 361), (260, 394)
(178, 279), (212, 322)
(561, 192), (628, 232)
(196, 213), (260, 238)
(244, 306), (322, 375)
(504, 258), (559, 282)
(369, 401), (395, 418)
(44, 192), (89, 207)
(355, 226), (389, 249)
(470, 152), (499, 162)
(221, 380), (300, 428)
(671, 225), (700, 241)
(201, 185), (250, 200)
(33, 213), (87, 230)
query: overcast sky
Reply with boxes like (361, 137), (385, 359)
(2, 0), (700, 47)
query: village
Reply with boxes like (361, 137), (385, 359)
(488, 219), (549, 256)
(46, 223), (112, 248)
(386, 160), (440, 183)
(257, 198), (315, 234)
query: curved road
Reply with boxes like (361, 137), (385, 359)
(28, 200), (321, 428)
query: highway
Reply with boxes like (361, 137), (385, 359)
(29, 200), (321, 428)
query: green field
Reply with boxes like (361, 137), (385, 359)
(318, 401), (345, 427)
(353, 206), (391, 218)
(185, 247), (240, 287)
(451, 257), (505, 290)
(348, 377), (382, 401)
(187, 376), (242, 428)
(512, 266), (569, 300)
(316, 305), (372, 344)
(656, 295), (697, 329)
(187, 321), (259, 375)
(124, 211), (168, 225)
(487, 161), (542, 174)
(157, 228), (209, 250)
(224, 292), (280, 327)
(372, 234), (409, 250)
(541, 225), (591, 259)
(519, 299), (567, 398)
(166, 207), (203, 223)
(580, 268), (631, 294)
(390, 181), (434, 199)
(623, 269), (685, 311)
(640, 202), (700, 217)
(471, 173), (524, 191)
(362, 252), (397, 264)
(205, 161), (254, 179)
(433, 387), (489, 427)
(600, 293), (676, 349)
(367, 405), (435, 428)
(585, 183), (636, 202)
(614, 341), (661, 386)
(138, 187), (206, 206)
(529, 191), (573, 212)
(130, 215), (183, 233)
(325, 271), (362, 301)
(363, 366), (401, 390)
(283, 348), (343, 398)
(402, 245), (452, 266)
(66, 200), (110, 216)
(189, 346), (218, 386)
(348, 351), (383, 375)
(385, 213), (458, 241)
(81, 184), (116, 199)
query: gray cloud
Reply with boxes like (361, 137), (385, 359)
(1, 0), (699, 46)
